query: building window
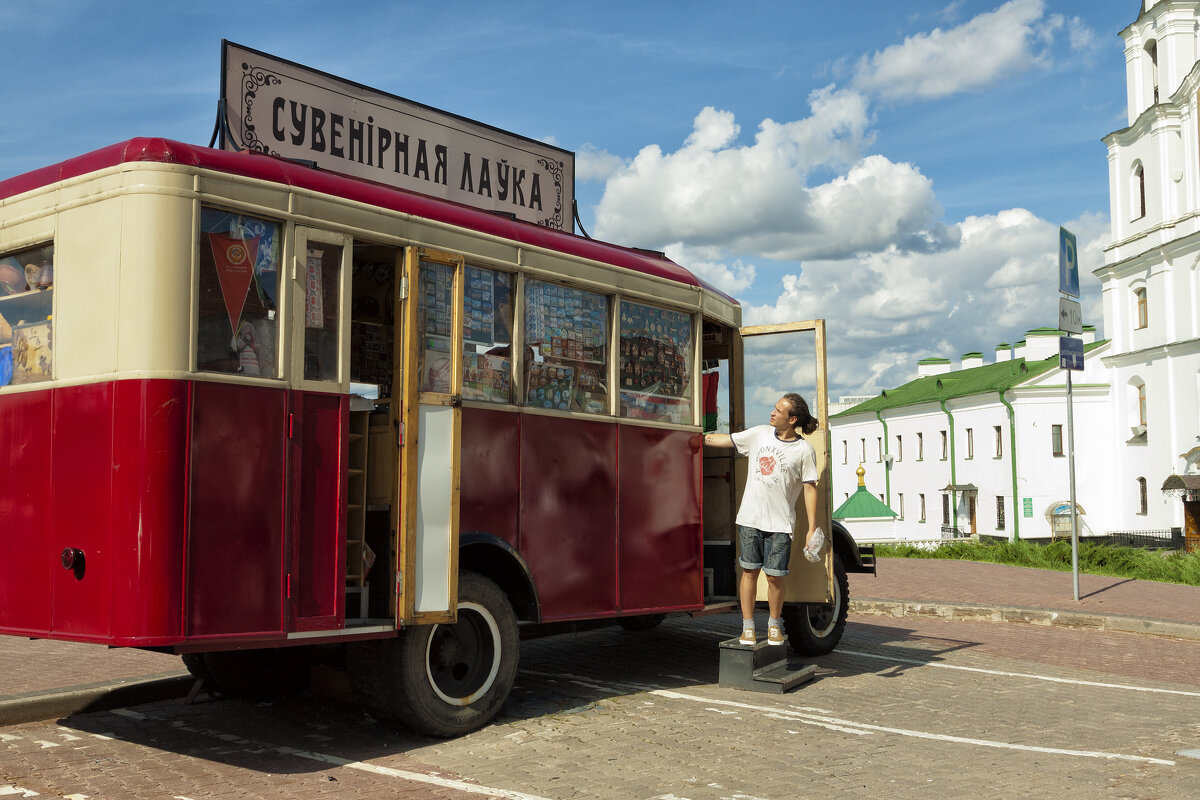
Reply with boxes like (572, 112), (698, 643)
(877, 437), (883, 463)
(897, 493), (904, 519)
(917, 432), (924, 460)
(993, 425), (1003, 458)
(895, 435), (903, 462)
(1051, 424), (1064, 456)
(1137, 477), (1148, 515)
(1132, 162), (1146, 220)
(996, 496), (1005, 530)
(1135, 287), (1148, 329)
(919, 493), (926, 522)
(940, 430), (948, 460)
(965, 428), (974, 459)
(861, 438), (867, 464)
(942, 493), (950, 526)
(1138, 383), (1147, 426)
(842, 440), (847, 465)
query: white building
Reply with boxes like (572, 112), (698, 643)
(831, 329), (1112, 541)
(831, 0), (1200, 545)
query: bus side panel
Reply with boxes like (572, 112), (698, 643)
(187, 382), (287, 638)
(618, 427), (703, 611)
(289, 390), (345, 630)
(0, 391), (53, 635)
(51, 382), (115, 639)
(459, 407), (519, 548)
(108, 379), (188, 643)
(520, 415), (617, 621)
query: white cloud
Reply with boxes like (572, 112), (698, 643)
(662, 242), (756, 296)
(594, 90), (947, 261)
(575, 143), (627, 183)
(742, 207), (1108, 396)
(852, 0), (1060, 101)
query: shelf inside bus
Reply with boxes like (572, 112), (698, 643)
(0, 288), (52, 326)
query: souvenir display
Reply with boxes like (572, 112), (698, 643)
(523, 280), (609, 414)
(619, 301), (693, 424)
(196, 209), (279, 375)
(418, 261), (455, 392)
(463, 352), (511, 403)
(351, 321), (392, 392)
(463, 266), (496, 346)
(11, 319), (51, 384)
(525, 362), (575, 410)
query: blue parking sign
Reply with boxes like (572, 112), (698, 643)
(1059, 227), (1079, 298)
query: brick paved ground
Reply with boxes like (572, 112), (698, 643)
(2, 613), (1199, 799)
(851, 558), (1200, 623)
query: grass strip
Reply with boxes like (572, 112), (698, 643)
(875, 539), (1200, 587)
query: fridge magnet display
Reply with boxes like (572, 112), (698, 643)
(11, 319), (52, 384)
(463, 352), (511, 403)
(619, 302), (693, 423)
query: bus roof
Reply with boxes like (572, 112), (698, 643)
(0, 137), (738, 308)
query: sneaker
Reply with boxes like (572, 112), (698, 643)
(767, 624), (785, 646)
(803, 526), (825, 563)
(738, 629), (756, 646)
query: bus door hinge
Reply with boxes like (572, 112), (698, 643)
(398, 275), (409, 301)
(286, 573), (292, 598)
(288, 412), (294, 438)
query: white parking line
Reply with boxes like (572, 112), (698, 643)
(521, 668), (1177, 767)
(652, 691), (1176, 766)
(836, 649), (1200, 697)
(273, 747), (556, 799)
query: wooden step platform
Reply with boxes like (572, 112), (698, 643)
(717, 637), (817, 694)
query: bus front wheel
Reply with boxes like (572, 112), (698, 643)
(384, 571), (519, 737)
(782, 553), (849, 656)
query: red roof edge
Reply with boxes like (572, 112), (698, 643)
(0, 137), (738, 306)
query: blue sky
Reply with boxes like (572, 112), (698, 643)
(0, 0), (1142, 398)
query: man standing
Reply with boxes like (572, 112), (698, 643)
(704, 393), (821, 645)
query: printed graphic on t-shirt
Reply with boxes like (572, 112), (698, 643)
(754, 444), (789, 488)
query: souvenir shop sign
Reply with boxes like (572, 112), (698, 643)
(221, 41), (575, 231)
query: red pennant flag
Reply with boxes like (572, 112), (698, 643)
(208, 233), (260, 340)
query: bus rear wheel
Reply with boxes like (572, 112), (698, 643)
(379, 571), (518, 738)
(782, 553), (849, 656)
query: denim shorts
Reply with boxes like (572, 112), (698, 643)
(737, 525), (791, 577)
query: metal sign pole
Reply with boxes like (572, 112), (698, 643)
(1066, 367), (1079, 601)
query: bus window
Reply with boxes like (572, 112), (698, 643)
(0, 242), (54, 387)
(462, 266), (514, 404)
(197, 208), (280, 376)
(522, 279), (609, 414)
(619, 300), (693, 425)
(418, 259), (455, 393)
(302, 241), (343, 382)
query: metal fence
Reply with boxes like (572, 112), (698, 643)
(1098, 528), (1183, 550)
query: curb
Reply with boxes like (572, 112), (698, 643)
(850, 598), (1200, 642)
(0, 673), (193, 727)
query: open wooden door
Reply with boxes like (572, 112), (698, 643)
(395, 248), (463, 625)
(732, 320), (833, 605)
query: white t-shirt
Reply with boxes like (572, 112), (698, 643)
(731, 425), (819, 535)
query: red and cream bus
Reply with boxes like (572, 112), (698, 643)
(0, 138), (871, 736)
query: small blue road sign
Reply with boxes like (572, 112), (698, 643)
(1059, 336), (1084, 371)
(1059, 227), (1079, 298)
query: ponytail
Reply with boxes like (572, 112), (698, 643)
(783, 392), (819, 436)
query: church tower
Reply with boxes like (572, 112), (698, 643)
(1097, 1), (1200, 530)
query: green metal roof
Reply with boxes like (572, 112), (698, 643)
(833, 485), (898, 519)
(832, 340), (1108, 418)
